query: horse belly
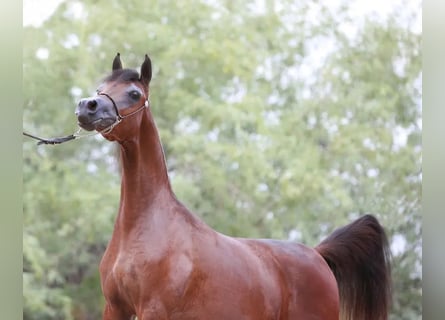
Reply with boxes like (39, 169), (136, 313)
(170, 295), (277, 320)
(166, 236), (284, 319)
(172, 266), (281, 320)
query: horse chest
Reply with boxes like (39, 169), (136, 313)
(100, 252), (139, 306)
(102, 245), (194, 312)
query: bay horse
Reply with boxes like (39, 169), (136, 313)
(76, 53), (391, 320)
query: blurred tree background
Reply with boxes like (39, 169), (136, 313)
(23, 0), (421, 319)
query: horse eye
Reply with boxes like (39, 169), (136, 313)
(129, 90), (141, 100)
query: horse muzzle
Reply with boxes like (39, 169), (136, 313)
(76, 97), (118, 131)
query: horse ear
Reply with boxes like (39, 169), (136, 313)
(140, 54), (152, 86)
(112, 53), (122, 71)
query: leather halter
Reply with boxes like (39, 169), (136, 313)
(97, 91), (150, 134)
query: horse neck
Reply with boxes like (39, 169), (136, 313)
(116, 108), (175, 229)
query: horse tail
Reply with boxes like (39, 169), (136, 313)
(315, 214), (392, 320)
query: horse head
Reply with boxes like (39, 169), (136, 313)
(76, 53), (152, 141)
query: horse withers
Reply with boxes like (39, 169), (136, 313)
(76, 53), (391, 320)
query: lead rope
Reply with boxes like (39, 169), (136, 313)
(23, 130), (79, 145)
(23, 95), (150, 145)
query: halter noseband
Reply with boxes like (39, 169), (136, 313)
(97, 91), (150, 134)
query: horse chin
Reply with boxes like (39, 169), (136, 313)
(77, 122), (95, 132)
(94, 118), (116, 132)
(78, 118), (116, 132)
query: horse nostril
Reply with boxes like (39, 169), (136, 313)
(87, 99), (98, 111)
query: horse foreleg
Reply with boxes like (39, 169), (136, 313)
(102, 303), (133, 320)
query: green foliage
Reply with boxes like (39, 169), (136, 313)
(24, 0), (421, 318)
